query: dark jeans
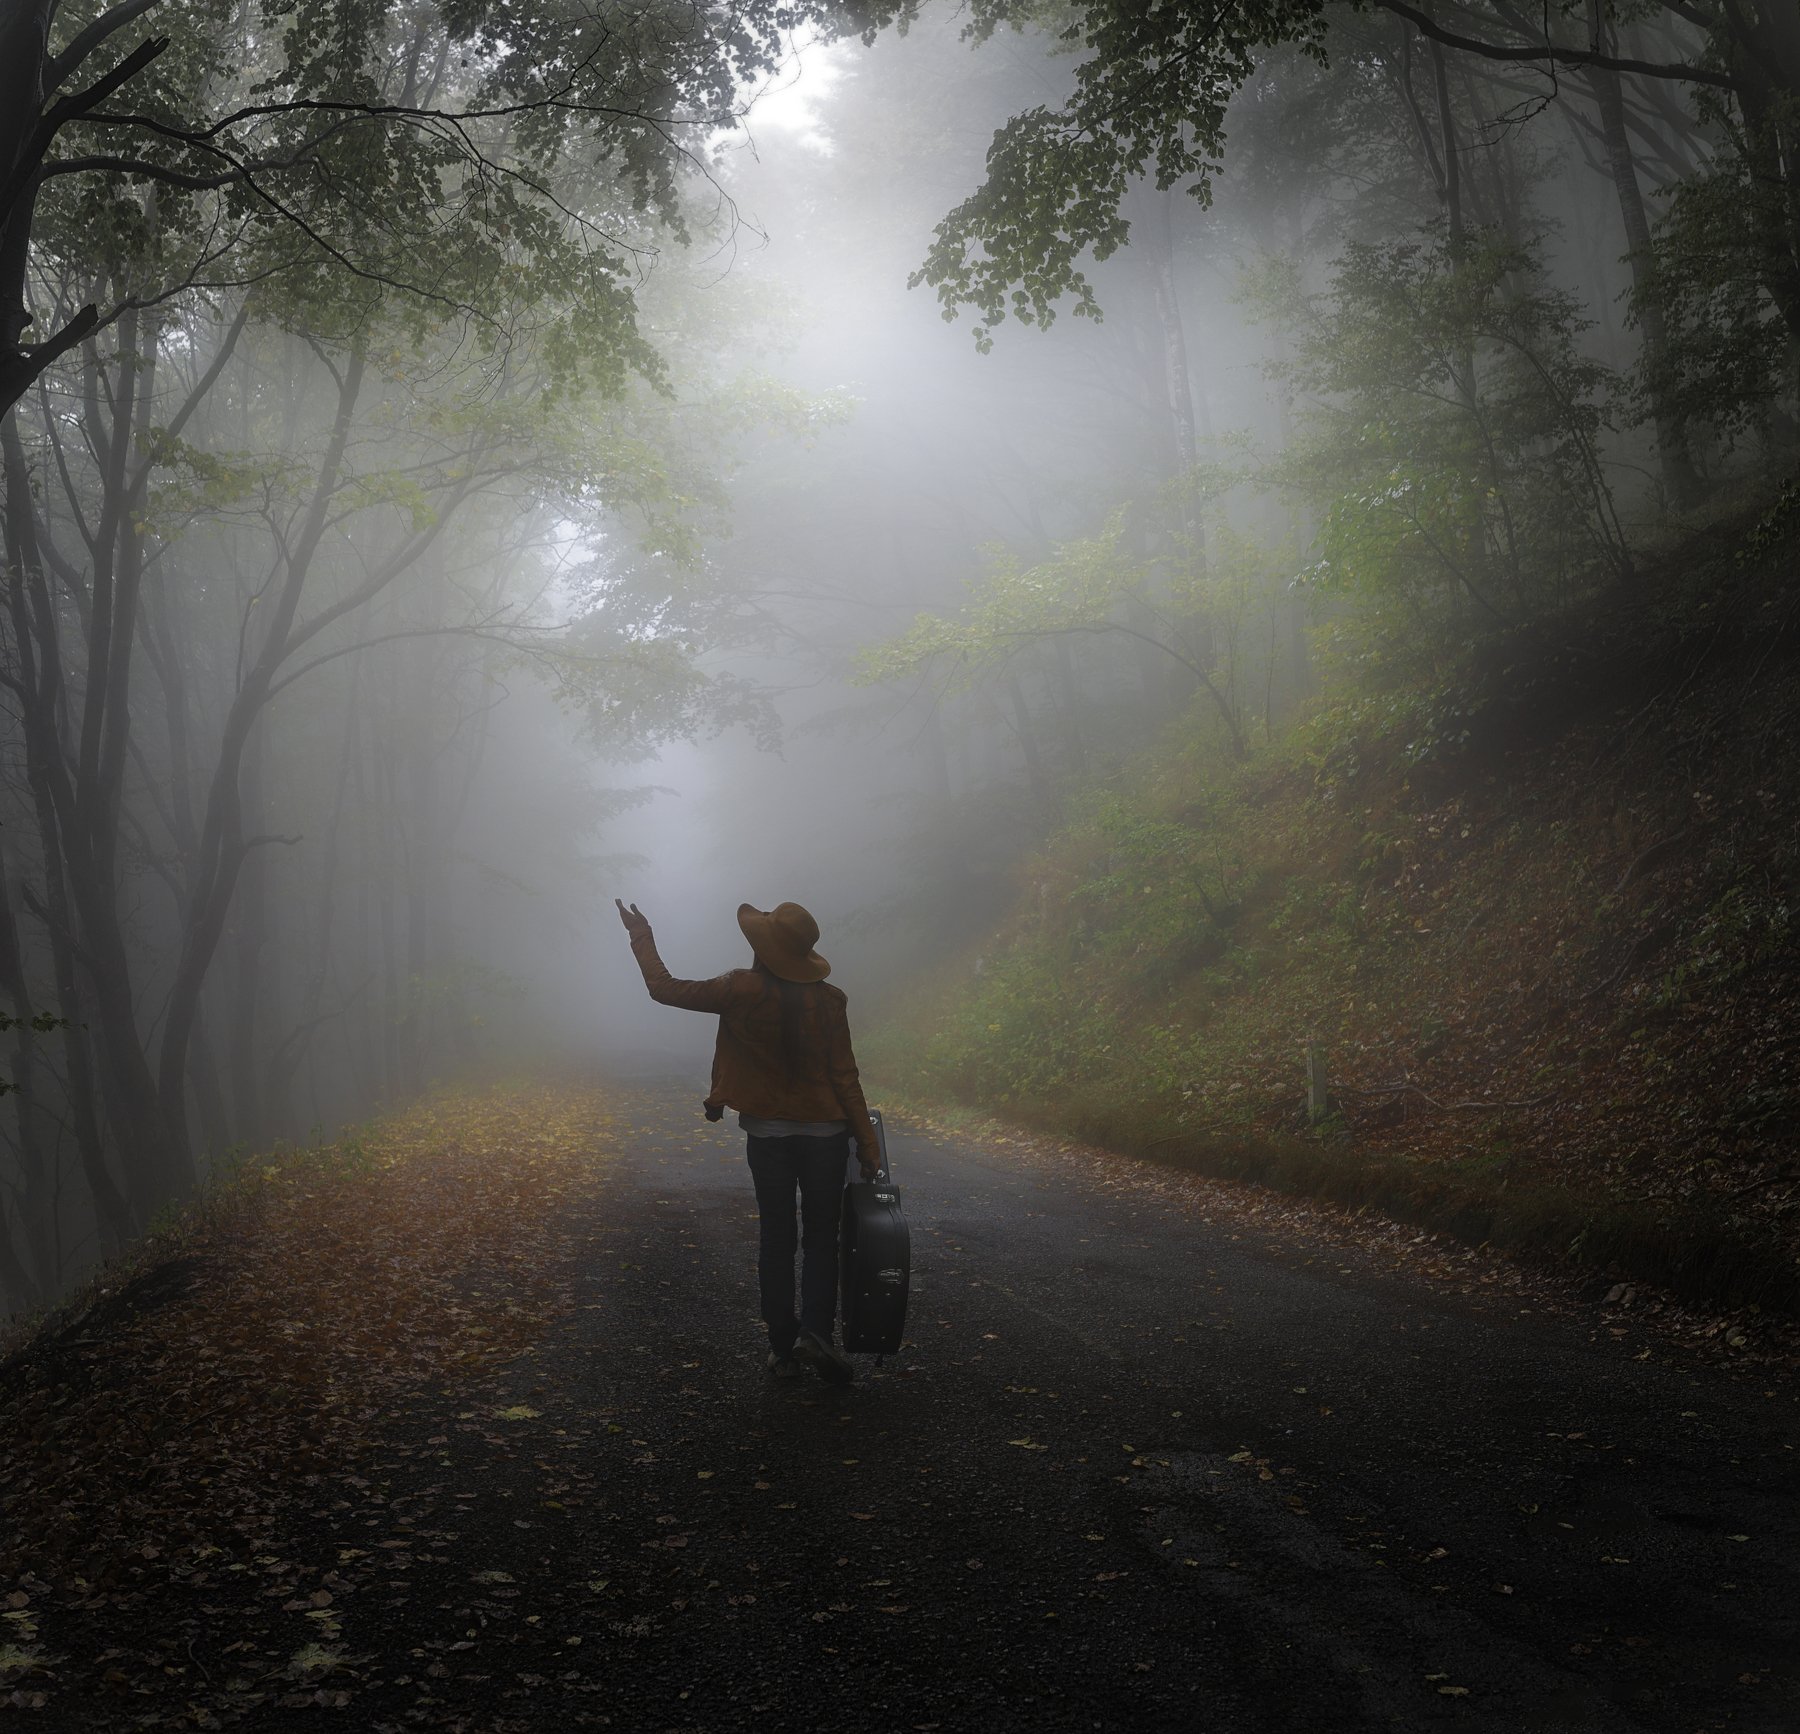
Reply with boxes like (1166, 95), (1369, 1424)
(746, 1132), (849, 1354)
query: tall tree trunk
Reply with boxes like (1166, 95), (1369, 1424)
(400, 716), (430, 1101)
(266, 662), (362, 1137)
(138, 559), (231, 1159)
(1723, 26), (1800, 347)
(1140, 186), (1201, 476)
(156, 344), (367, 1154)
(1725, 0), (1800, 298)
(2, 413), (134, 1248)
(0, 843), (54, 1300)
(1270, 264), (1316, 718)
(418, 633), (495, 1086)
(1136, 185), (1209, 598)
(226, 716), (268, 1145)
(1049, 636), (1087, 775)
(398, 577), (451, 1098)
(1429, 37), (1466, 253)
(0, 1), (71, 417)
(0, 1196), (38, 1315)
(1003, 671), (1053, 811)
(345, 691), (382, 1114)
(188, 999), (233, 1161)
(372, 721), (402, 1101)
(1585, 0), (1702, 507)
(62, 309), (194, 1215)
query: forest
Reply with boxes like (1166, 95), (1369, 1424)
(0, 0), (1796, 1728)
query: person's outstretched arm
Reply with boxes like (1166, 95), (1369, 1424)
(616, 901), (743, 1014)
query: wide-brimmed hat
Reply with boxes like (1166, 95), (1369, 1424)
(737, 901), (830, 983)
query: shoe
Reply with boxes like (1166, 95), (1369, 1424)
(793, 1326), (855, 1385)
(766, 1349), (803, 1378)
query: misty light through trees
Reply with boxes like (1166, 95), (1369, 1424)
(0, 0), (1791, 1325)
(7, 4), (1800, 1727)
(599, 24), (1322, 1073)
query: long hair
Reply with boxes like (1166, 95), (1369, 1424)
(763, 968), (816, 1080)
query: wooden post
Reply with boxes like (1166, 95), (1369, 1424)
(1306, 1042), (1328, 1123)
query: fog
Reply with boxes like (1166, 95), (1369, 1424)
(0, 0), (1754, 1315)
(601, 19), (1294, 1054)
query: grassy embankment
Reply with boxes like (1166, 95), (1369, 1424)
(870, 496), (1800, 1312)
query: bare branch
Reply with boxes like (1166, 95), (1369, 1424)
(264, 613), (530, 703)
(0, 304), (98, 420)
(45, 0), (166, 92)
(127, 299), (250, 507)
(1366, 0), (1737, 87)
(38, 154), (237, 191)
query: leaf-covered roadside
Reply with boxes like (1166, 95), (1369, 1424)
(0, 1082), (618, 1720)
(890, 1100), (1800, 1378)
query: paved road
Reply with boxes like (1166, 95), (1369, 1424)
(544, 1086), (1797, 1734)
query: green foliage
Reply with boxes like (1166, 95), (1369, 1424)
(136, 434), (292, 535)
(907, 0), (1330, 347)
(1259, 231), (1628, 659)
(33, 0), (886, 396)
(853, 513), (1145, 687)
(1736, 473), (1800, 566)
(1080, 790), (1245, 915)
(1643, 163), (1792, 445)
(0, 1013), (69, 1036)
(549, 632), (781, 763)
(856, 457), (1297, 760)
(0, 1013), (69, 1103)
(1649, 885), (1794, 1013)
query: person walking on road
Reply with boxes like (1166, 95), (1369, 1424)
(615, 898), (880, 1384)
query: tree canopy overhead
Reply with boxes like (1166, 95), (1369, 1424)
(10, 0), (1796, 398)
(0, 0), (926, 414)
(901, 0), (1795, 361)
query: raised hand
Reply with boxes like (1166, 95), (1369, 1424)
(614, 899), (652, 940)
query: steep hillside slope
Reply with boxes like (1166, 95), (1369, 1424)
(873, 500), (1800, 1311)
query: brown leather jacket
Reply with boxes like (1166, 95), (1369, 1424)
(629, 932), (879, 1154)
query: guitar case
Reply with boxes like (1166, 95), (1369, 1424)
(839, 1108), (911, 1357)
